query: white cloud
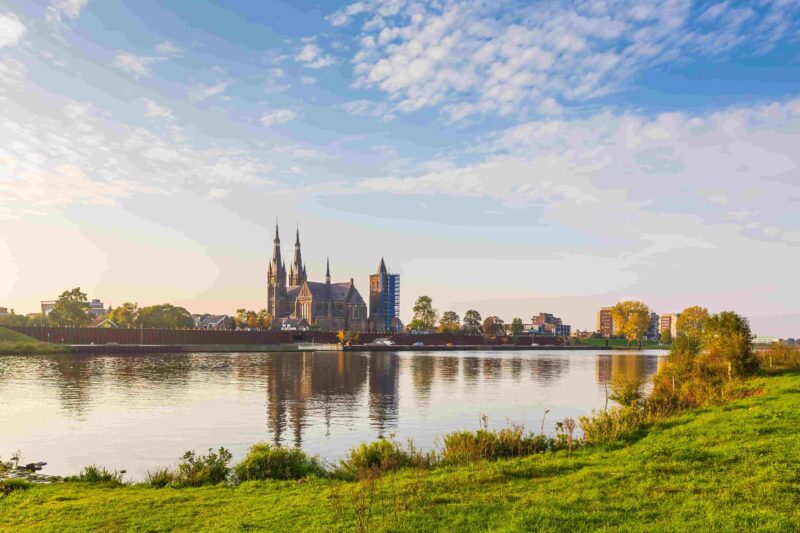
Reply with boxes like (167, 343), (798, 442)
(296, 43), (336, 68)
(142, 98), (174, 120)
(0, 12), (26, 48)
(188, 80), (230, 102)
(337, 0), (800, 120)
(46, 0), (89, 25)
(360, 99), (800, 247)
(155, 41), (182, 56)
(112, 52), (165, 78)
(260, 108), (296, 126)
(340, 99), (395, 121)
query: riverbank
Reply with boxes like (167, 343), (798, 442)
(3, 369), (798, 531)
(0, 327), (68, 355)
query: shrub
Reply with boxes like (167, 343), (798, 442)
(68, 465), (125, 484)
(144, 467), (175, 488)
(234, 443), (325, 481)
(579, 406), (647, 445)
(702, 311), (758, 377)
(759, 343), (800, 370)
(440, 425), (554, 466)
(175, 447), (232, 486)
(336, 438), (433, 479)
(0, 478), (31, 496)
(609, 374), (645, 407)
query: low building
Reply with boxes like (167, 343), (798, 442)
(195, 314), (232, 330)
(89, 316), (118, 328)
(40, 301), (56, 316)
(532, 313), (562, 326)
(555, 324), (571, 337)
(0, 307), (8, 317)
(280, 317), (310, 331)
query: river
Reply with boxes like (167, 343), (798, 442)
(0, 349), (665, 479)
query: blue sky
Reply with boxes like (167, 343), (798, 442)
(1, 0), (799, 335)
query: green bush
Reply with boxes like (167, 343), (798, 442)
(0, 478), (31, 496)
(440, 425), (555, 466)
(579, 406), (647, 445)
(609, 374), (645, 407)
(175, 448), (232, 486)
(67, 465), (125, 484)
(144, 467), (175, 488)
(336, 438), (433, 479)
(234, 443), (325, 481)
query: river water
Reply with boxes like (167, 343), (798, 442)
(0, 349), (665, 479)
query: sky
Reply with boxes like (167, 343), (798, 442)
(0, 0), (799, 336)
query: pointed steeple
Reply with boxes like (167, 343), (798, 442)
(270, 220), (284, 281)
(289, 225), (305, 286)
(378, 257), (388, 274)
(325, 256), (331, 284)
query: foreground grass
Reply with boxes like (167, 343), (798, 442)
(0, 327), (69, 355)
(3, 371), (800, 532)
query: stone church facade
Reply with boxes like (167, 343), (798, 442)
(267, 224), (368, 332)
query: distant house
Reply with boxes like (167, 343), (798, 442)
(0, 307), (8, 317)
(194, 314), (232, 330)
(280, 317), (310, 331)
(89, 316), (117, 328)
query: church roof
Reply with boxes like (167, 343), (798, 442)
(302, 280), (366, 305)
(378, 257), (387, 274)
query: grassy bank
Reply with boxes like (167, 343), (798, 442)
(574, 337), (666, 349)
(0, 327), (68, 355)
(2, 369), (799, 531)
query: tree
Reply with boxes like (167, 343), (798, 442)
(257, 309), (272, 330)
(109, 302), (140, 328)
(660, 328), (672, 345)
(234, 309), (248, 330)
(701, 311), (757, 377)
(483, 316), (504, 336)
(0, 309), (34, 327)
(438, 311), (460, 334)
(676, 306), (709, 341)
(138, 304), (194, 329)
(610, 301), (651, 347)
(510, 318), (524, 336)
(462, 309), (482, 334)
(246, 310), (259, 329)
(48, 287), (91, 326)
(411, 295), (438, 331)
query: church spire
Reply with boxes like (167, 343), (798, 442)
(289, 225), (305, 286)
(325, 256), (331, 284)
(378, 257), (388, 274)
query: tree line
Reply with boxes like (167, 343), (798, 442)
(408, 295), (525, 336)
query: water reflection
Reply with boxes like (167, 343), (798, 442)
(0, 350), (665, 478)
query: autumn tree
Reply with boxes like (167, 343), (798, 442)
(48, 288), (91, 327)
(109, 302), (140, 328)
(438, 311), (460, 334)
(676, 306), (709, 341)
(257, 309), (272, 330)
(246, 310), (259, 329)
(483, 316), (504, 336)
(234, 309), (248, 330)
(610, 301), (651, 347)
(511, 317), (524, 336)
(410, 295), (438, 331)
(701, 311), (757, 377)
(462, 309), (482, 334)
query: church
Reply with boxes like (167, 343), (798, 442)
(267, 224), (368, 332)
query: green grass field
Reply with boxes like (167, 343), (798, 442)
(0, 327), (68, 355)
(2, 370), (799, 531)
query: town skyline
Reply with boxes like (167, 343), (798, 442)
(2, 1), (800, 336)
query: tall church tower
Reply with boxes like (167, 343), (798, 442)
(267, 221), (287, 319)
(288, 227), (307, 286)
